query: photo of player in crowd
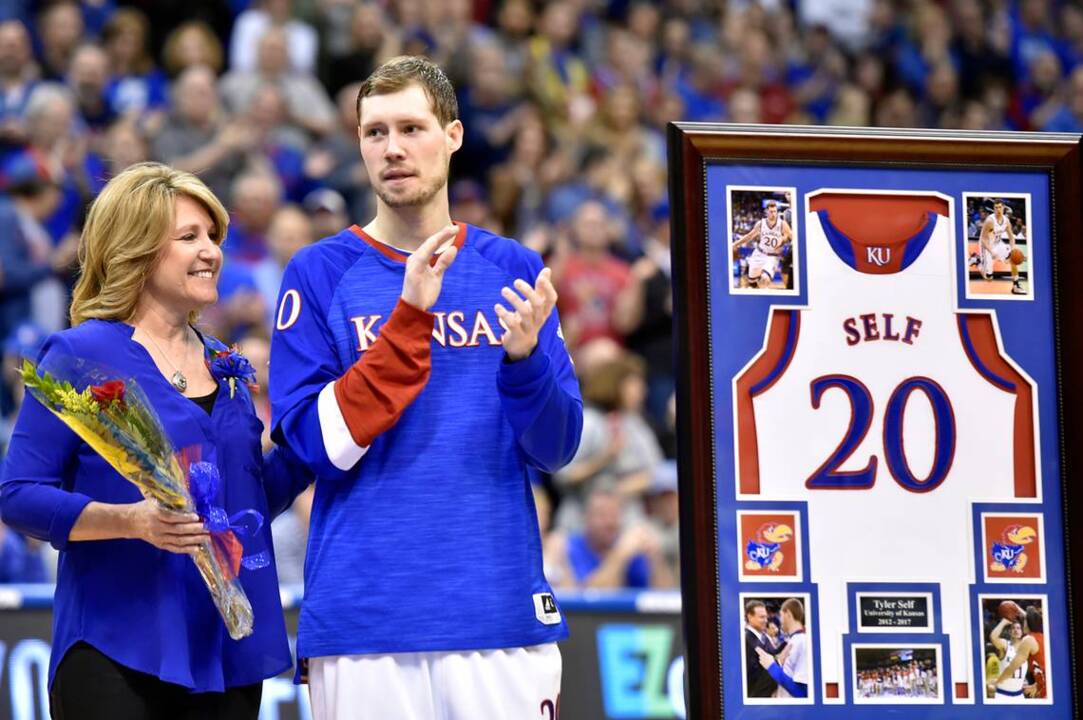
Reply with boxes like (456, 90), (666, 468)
(853, 646), (942, 703)
(964, 194), (1032, 300)
(727, 187), (798, 294)
(741, 594), (813, 703)
(981, 595), (1050, 703)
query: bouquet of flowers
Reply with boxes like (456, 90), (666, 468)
(21, 356), (261, 640)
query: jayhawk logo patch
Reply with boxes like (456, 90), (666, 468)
(983, 514), (1044, 581)
(738, 512), (800, 579)
(990, 524), (1036, 573)
(745, 522), (793, 572)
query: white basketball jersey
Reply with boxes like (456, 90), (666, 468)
(991, 214), (1010, 241)
(775, 630), (810, 698)
(757, 217), (785, 255)
(997, 642), (1025, 693)
(736, 206), (1038, 699)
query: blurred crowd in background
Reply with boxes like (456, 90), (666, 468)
(2, 0), (1080, 591)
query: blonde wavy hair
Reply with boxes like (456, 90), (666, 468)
(70, 162), (229, 326)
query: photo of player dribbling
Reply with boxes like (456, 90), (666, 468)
(964, 194), (1032, 299)
(728, 187), (799, 295)
(853, 646), (942, 704)
(981, 595), (1050, 703)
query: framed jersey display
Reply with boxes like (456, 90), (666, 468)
(667, 124), (1083, 719)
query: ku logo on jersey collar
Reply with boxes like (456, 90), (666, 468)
(816, 209), (938, 275)
(866, 246), (892, 266)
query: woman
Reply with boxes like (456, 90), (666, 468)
(1, 162), (310, 719)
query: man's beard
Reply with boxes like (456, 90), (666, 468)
(375, 167), (447, 208)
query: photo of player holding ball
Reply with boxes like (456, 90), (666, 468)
(981, 595), (1049, 702)
(964, 193), (1033, 300)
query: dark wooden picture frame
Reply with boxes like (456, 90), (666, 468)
(667, 124), (1083, 719)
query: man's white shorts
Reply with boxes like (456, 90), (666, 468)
(981, 240), (1011, 275)
(748, 249), (780, 283)
(308, 643), (562, 720)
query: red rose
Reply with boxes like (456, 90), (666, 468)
(90, 379), (126, 406)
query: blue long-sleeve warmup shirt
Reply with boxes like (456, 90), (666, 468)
(1, 320), (311, 691)
(269, 222), (583, 663)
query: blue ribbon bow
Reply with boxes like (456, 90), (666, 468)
(189, 462), (269, 571)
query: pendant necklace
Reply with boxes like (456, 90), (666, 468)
(143, 328), (191, 392)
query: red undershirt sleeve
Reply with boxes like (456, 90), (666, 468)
(332, 298), (435, 448)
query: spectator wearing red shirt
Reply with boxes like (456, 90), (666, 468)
(555, 199), (641, 348)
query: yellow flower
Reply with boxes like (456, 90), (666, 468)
(60, 387), (101, 416)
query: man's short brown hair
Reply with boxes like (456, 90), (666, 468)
(356, 56), (459, 127)
(781, 597), (804, 625)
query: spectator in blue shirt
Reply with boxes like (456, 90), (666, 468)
(564, 487), (674, 589)
(1, 321), (46, 453)
(0, 19), (39, 138)
(101, 8), (168, 125)
(0, 151), (61, 417)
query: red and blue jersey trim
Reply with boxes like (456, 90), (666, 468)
(817, 210), (937, 274)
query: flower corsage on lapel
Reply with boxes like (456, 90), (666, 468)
(205, 339), (259, 399)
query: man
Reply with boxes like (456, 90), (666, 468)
(562, 487), (674, 589)
(302, 188), (351, 241)
(756, 596), (809, 698)
(65, 43), (115, 131)
(36, 1), (83, 81)
(152, 65), (251, 202)
(735, 199), (792, 289)
(979, 199), (1026, 295)
(224, 171), (283, 265)
(252, 204), (314, 327)
(744, 600), (779, 698)
(219, 26), (335, 136)
(555, 199), (638, 347)
(0, 20), (38, 134)
(988, 614), (1039, 699)
(644, 459), (680, 584)
(269, 56), (583, 719)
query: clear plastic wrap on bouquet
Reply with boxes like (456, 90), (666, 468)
(21, 357), (258, 640)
